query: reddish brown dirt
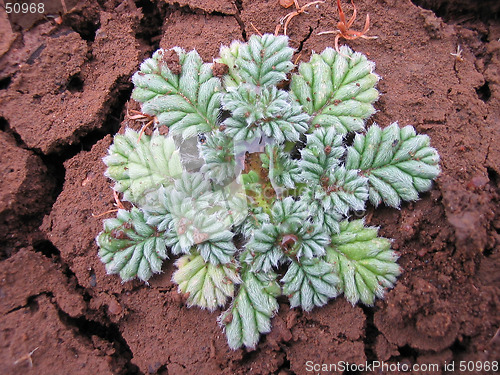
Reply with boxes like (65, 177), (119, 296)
(0, 0), (499, 374)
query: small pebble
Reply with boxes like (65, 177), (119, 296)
(108, 299), (122, 315)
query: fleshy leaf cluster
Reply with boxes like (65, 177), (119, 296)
(97, 34), (440, 350)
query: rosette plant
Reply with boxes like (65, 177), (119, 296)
(96, 34), (440, 349)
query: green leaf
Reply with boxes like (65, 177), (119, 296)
(247, 223), (283, 271)
(97, 208), (167, 282)
(271, 197), (309, 228)
(196, 230), (238, 265)
(299, 127), (345, 182)
(103, 129), (182, 204)
(242, 170), (260, 189)
(222, 85), (309, 143)
(230, 34), (294, 87)
(310, 166), (369, 216)
(282, 258), (340, 311)
(132, 48), (222, 139)
(217, 40), (242, 88)
(326, 220), (401, 306)
(219, 270), (280, 349)
(318, 208), (343, 235)
(173, 252), (241, 311)
(345, 123), (441, 207)
(159, 172), (239, 263)
(237, 206), (270, 239)
(142, 186), (173, 232)
(298, 225), (330, 259)
(290, 46), (379, 133)
(200, 130), (239, 185)
(261, 144), (302, 190)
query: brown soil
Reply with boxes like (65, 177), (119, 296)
(0, 0), (499, 374)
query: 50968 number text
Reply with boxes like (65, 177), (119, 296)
(5, 3), (45, 14)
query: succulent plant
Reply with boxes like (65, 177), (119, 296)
(96, 34), (440, 349)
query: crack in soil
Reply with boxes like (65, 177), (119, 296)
(8, 290), (143, 375)
(3, 247), (143, 374)
(163, 0), (237, 16)
(0, 120), (56, 257)
(63, 76), (133, 156)
(0, 74), (132, 259)
(5, 293), (46, 316)
(1, 34), (138, 363)
(411, 0), (499, 22)
(0, 117), (28, 149)
(360, 304), (379, 363)
(31, 239), (96, 306)
(296, 26), (314, 54)
(0, 76), (12, 90)
(276, 350), (292, 374)
(135, 0), (169, 51)
(233, 0), (247, 41)
(234, 13), (248, 41)
(63, 4), (101, 43)
(55, 302), (143, 375)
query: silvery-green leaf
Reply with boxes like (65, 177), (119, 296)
(309, 167), (369, 216)
(282, 258), (340, 311)
(222, 85), (309, 144)
(217, 40), (242, 88)
(200, 130), (238, 184)
(231, 34), (294, 87)
(299, 127), (345, 182)
(173, 252), (241, 311)
(97, 208), (168, 282)
(247, 198), (328, 271)
(271, 197), (309, 227)
(290, 46), (379, 133)
(158, 172), (240, 264)
(345, 123), (441, 207)
(219, 270), (280, 349)
(261, 144), (302, 190)
(104, 129), (182, 204)
(132, 48), (222, 139)
(247, 223), (283, 272)
(326, 220), (401, 306)
(197, 232), (238, 264)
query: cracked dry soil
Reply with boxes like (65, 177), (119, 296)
(0, 0), (499, 374)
